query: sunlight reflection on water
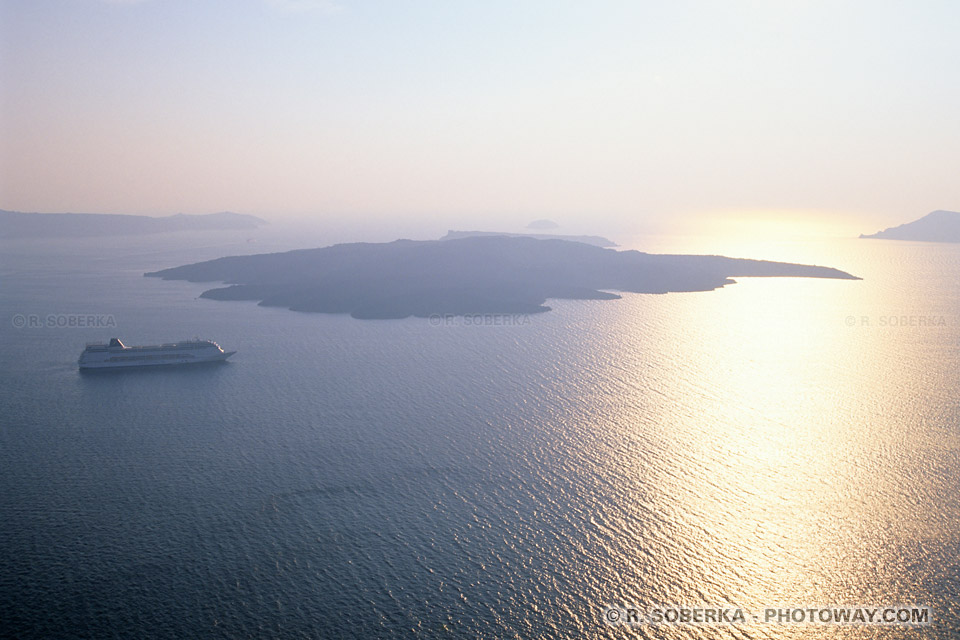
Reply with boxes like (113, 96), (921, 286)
(566, 235), (959, 638)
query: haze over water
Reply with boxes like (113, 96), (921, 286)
(1, 229), (957, 638)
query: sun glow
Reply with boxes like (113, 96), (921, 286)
(685, 209), (868, 242)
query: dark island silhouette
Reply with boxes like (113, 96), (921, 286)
(441, 229), (617, 247)
(0, 209), (266, 238)
(145, 236), (860, 319)
(860, 210), (960, 242)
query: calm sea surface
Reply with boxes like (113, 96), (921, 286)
(1, 230), (958, 639)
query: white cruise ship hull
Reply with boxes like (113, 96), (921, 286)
(78, 338), (236, 370)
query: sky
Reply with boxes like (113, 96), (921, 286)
(1, 0), (959, 237)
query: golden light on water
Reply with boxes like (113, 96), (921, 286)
(582, 234), (957, 634)
(671, 209), (873, 249)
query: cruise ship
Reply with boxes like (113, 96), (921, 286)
(78, 338), (236, 370)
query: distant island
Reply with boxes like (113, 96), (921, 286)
(526, 219), (560, 230)
(860, 210), (960, 242)
(441, 230), (617, 248)
(145, 235), (860, 319)
(0, 210), (266, 238)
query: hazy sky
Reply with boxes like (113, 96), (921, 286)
(1, 0), (958, 235)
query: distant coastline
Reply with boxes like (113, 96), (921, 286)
(0, 210), (266, 238)
(860, 210), (960, 243)
(441, 230), (617, 248)
(146, 235), (860, 320)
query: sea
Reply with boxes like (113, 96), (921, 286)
(1, 226), (958, 639)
